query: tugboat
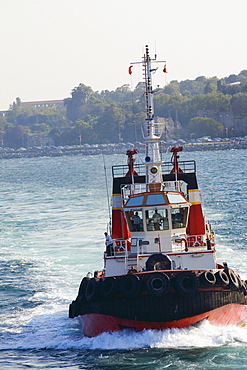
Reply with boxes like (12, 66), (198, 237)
(69, 46), (247, 337)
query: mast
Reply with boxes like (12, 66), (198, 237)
(131, 45), (166, 192)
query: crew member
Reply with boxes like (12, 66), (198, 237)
(104, 232), (114, 256)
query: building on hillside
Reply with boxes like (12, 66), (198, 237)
(0, 99), (65, 116)
(20, 99), (64, 110)
(0, 110), (8, 117)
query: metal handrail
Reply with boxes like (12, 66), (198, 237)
(112, 160), (196, 178)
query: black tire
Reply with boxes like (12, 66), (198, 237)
(227, 270), (240, 290)
(215, 270), (229, 286)
(85, 278), (101, 302)
(146, 253), (172, 271)
(237, 276), (243, 289)
(174, 271), (199, 295)
(100, 277), (117, 299)
(69, 302), (75, 318)
(119, 274), (140, 298)
(78, 276), (90, 297)
(199, 271), (216, 287)
(242, 281), (247, 295)
(146, 272), (170, 297)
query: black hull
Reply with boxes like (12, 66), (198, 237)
(70, 270), (247, 324)
(71, 290), (247, 323)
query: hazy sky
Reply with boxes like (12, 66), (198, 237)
(1, 0), (247, 109)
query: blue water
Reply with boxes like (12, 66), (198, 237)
(0, 150), (247, 369)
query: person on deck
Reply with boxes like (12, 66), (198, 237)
(104, 232), (114, 256)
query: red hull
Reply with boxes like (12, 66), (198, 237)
(80, 303), (247, 337)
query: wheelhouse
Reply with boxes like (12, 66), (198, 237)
(124, 191), (190, 234)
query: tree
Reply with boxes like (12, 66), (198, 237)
(73, 120), (98, 144)
(4, 125), (31, 148)
(187, 117), (223, 138)
(6, 102), (21, 124)
(179, 79), (205, 95)
(231, 93), (247, 117)
(49, 128), (61, 146)
(64, 83), (100, 122)
(204, 77), (218, 94)
(163, 81), (180, 96)
(0, 116), (8, 132)
(16, 97), (21, 106)
(239, 70), (247, 78)
(153, 94), (170, 117)
(30, 123), (50, 134)
(94, 103), (126, 142)
(122, 110), (146, 142)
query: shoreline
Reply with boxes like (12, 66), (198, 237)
(0, 141), (247, 159)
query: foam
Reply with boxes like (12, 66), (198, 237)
(0, 310), (246, 351)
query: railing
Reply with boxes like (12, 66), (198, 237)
(113, 239), (129, 254)
(112, 160), (196, 178)
(187, 235), (205, 248)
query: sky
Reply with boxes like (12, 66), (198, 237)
(1, 0), (247, 110)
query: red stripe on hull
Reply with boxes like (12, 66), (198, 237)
(80, 303), (247, 337)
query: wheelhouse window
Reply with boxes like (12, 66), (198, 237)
(125, 210), (143, 232)
(146, 193), (166, 206)
(146, 209), (169, 231)
(125, 195), (144, 207)
(171, 207), (188, 229)
(167, 193), (187, 204)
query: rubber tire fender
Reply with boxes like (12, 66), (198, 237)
(119, 274), (140, 298)
(100, 277), (117, 300)
(242, 281), (247, 295)
(227, 269), (240, 290)
(78, 276), (90, 299)
(174, 271), (199, 295)
(146, 272), (170, 297)
(215, 270), (229, 286)
(69, 302), (75, 318)
(146, 253), (172, 271)
(85, 278), (101, 302)
(199, 271), (216, 287)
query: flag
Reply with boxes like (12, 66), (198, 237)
(163, 64), (167, 73)
(128, 65), (133, 75)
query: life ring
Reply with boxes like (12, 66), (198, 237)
(146, 253), (172, 271)
(199, 271), (216, 287)
(119, 274), (140, 298)
(146, 272), (170, 296)
(100, 277), (117, 300)
(85, 278), (100, 302)
(226, 269), (240, 290)
(215, 270), (229, 286)
(174, 271), (199, 295)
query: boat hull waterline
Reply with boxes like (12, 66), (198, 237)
(80, 303), (247, 337)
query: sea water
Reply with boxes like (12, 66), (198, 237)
(0, 150), (247, 369)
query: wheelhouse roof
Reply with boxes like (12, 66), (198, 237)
(124, 191), (189, 208)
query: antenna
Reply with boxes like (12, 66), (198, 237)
(102, 154), (111, 224)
